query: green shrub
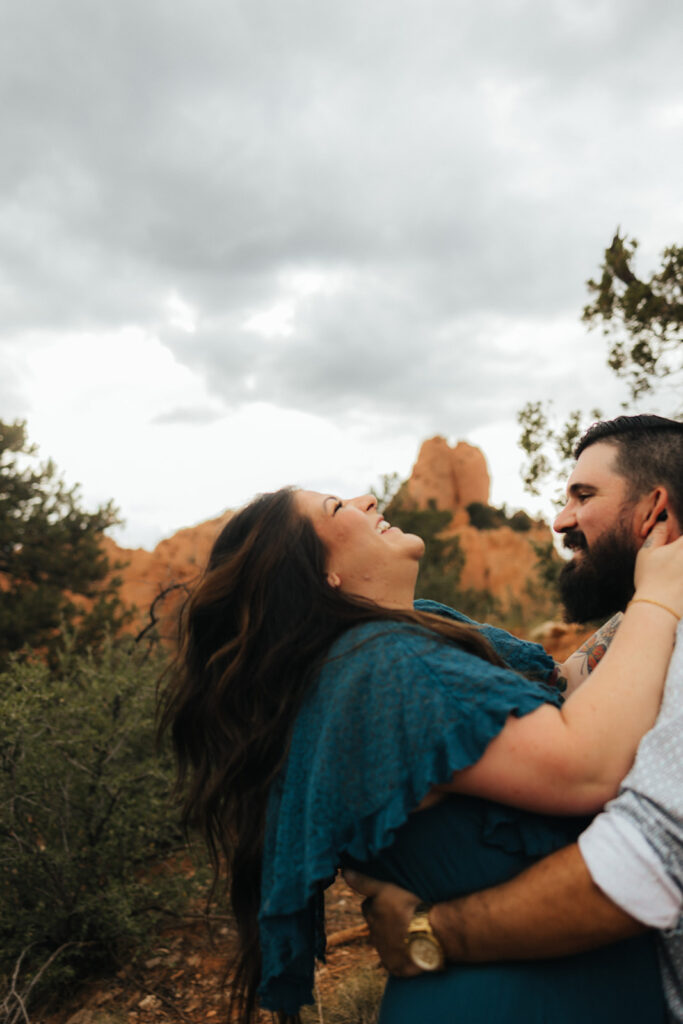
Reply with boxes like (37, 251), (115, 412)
(508, 509), (533, 532)
(467, 502), (534, 532)
(454, 587), (503, 624)
(466, 502), (506, 530)
(0, 638), (188, 1014)
(384, 499), (466, 606)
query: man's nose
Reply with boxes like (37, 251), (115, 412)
(553, 503), (575, 534)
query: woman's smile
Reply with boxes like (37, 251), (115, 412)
(295, 489), (424, 607)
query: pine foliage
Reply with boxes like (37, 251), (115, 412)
(0, 420), (127, 668)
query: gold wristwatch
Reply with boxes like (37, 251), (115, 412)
(405, 903), (444, 971)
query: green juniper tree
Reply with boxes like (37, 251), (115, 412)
(583, 232), (682, 405)
(518, 232), (682, 500)
(0, 419), (127, 668)
(517, 402), (599, 502)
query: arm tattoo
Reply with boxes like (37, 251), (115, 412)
(568, 612), (623, 677)
(549, 664), (568, 692)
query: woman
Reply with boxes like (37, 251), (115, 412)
(159, 488), (682, 1024)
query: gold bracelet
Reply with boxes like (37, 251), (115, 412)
(629, 597), (681, 622)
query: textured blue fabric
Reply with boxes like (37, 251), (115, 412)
(258, 607), (562, 1012)
(413, 600), (561, 684)
(377, 935), (665, 1024)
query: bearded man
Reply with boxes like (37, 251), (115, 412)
(347, 414), (683, 1022)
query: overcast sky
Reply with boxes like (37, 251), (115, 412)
(2, 0), (681, 548)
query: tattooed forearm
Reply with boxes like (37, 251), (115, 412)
(570, 612), (624, 676)
(556, 613), (625, 695)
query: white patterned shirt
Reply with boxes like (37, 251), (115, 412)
(580, 621), (683, 1022)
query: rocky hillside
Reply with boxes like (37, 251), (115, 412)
(101, 513), (232, 642)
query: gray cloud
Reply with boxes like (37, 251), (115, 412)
(1, 0), (681, 428)
(150, 406), (225, 426)
(0, 361), (29, 419)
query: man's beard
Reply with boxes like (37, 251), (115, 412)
(559, 526), (639, 624)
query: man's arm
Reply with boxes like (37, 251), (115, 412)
(430, 844), (644, 961)
(345, 844), (644, 976)
(558, 612), (623, 695)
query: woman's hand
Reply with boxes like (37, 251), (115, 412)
(633, 522), (683, 619)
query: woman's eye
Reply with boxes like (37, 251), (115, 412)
(333, 500), (343, 515)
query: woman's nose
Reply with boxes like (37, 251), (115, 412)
(350, 493), (377, 512)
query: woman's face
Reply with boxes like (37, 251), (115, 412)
(295, 490), (425, 606)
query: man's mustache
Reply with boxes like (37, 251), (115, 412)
(562, 530), (588, 553)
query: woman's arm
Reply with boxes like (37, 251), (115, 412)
(436, 526), (683, 815)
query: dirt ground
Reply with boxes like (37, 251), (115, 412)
(40, 876), (381, 1024)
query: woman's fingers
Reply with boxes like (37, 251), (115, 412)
(634, 530), (683, 618)
(641, 519), (669, 549)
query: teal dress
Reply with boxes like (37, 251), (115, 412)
(258, 602), (666, 1021)
(359, 798), (664, 1023)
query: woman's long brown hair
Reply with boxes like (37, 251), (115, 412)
(158, 487), (507, 1023)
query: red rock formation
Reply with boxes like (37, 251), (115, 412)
(454, 522), (548, 605)
(102, 512), (232, 639)
(401, 436), (553, 619)
(405, 437), (490, 513)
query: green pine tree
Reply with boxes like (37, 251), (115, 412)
(518, 231), (682, 499)
(0, 420), (127, 667)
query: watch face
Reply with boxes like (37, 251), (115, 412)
(409, 934), (443, 972)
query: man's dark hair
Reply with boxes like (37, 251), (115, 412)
(575, 414), (683, 524)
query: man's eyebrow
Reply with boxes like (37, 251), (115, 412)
(568, 482), (597, 496)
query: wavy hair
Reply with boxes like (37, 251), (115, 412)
(158, 487), (507, 1023)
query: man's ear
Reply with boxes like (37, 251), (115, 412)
(639, 487), (673, 541)
(326, 571), (341, 589)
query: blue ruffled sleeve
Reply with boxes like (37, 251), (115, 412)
(258, 619), (562, 1013)
(414, 599), (559, 685)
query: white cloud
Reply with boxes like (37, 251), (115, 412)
(164, 292), (197, 334)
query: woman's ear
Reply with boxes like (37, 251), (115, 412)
(326, 572), (341, 589)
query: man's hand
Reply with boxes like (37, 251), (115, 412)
(343, 870), (423, 976)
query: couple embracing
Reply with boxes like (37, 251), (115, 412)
(160, 413), (683, 1023)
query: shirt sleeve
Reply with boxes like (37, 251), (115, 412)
(579, 812), (682, 929)
(579, 620), (683, 931)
